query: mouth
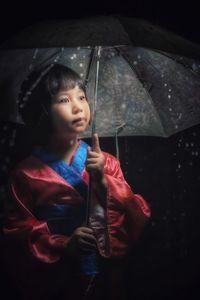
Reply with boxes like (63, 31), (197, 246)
(72, 117), (86, 124)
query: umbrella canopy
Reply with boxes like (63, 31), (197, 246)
(0, 46), (200, 138)
(1, 15), (200, 59)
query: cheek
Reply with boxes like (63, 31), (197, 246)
(85, 103), (91, 121)
(50, 107), (70, 128)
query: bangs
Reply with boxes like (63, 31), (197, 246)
(18, 63), (87, 127)
(45, 65), (86, 97)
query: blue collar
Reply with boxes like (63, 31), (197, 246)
(31, 140), (89, 199)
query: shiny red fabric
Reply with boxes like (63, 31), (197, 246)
(3, 149), (151, 299)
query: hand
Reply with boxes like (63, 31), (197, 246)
(86, 133), (105, 182)
(66, 226), (97, 256)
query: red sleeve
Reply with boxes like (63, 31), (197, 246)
(103, 152), (151, 257)
(3, 169), (70, 264)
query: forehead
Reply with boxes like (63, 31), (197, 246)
(57, 85), (85, 95)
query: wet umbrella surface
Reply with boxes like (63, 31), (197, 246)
(0, 17), (200, 300)
(0, 46), (200, 138)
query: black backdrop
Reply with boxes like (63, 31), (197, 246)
(0, 1), (200, 299)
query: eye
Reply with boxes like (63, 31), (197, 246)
(79, 96), (86, 101)
(58, 98), (69, 103)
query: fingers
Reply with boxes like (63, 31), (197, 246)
(86, 158), (99, 165)
(92, 133), (101, 153)
(79, 239), (97, 252)
(87, 148), (100, 158)
(75, 227), (97, 243)
(78, 227), (95, 234)
(75, 227), (97, 252)
(79, 232), (97, 244)
(79, 236), (96, 247)
(86, 147), (103, 169)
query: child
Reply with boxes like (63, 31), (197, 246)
(3, 63), (151, 300)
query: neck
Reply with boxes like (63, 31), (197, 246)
(45, 133), (79, 158)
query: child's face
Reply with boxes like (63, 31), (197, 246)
(49, 85), (91, 137)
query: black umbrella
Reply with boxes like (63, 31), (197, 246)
(1, 15), (200, 59)
(0, 46), (200, 138)
(1, 16), (200, 226)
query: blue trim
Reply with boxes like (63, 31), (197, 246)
(31, 140), (89, 200)
(35, 203), (99, 275)
(71, 140), (88, 174)
(32, 141), (99, 275)
(34, 203), (85, 236)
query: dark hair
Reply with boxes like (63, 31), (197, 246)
(18, 63), (87, 147)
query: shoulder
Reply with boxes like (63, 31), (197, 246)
(9, 155), (45, 180)
(102, 151), (119, 162)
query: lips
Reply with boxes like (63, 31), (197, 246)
(72, 117), (86, 124)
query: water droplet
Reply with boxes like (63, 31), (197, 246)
(121, 103), (126, 109)
(168, 89), (172, 92)
(79, 63), (83, 67)
(137, 55), (141, 59)
(161, 74), (164, 78)
(185, 143), (189, 148)
(164, 83), (167, 87)
(178, 113), (182, 119)
(133, 61), (138, 65)
(168, 94), (171, 99)
(169, 107), (172, 112)
(80, 73), (84, 77)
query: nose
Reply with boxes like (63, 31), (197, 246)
(72, 99), (83, 114)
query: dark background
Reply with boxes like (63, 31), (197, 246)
(0, 0), (200, 45)
(0, 1), (200, 299)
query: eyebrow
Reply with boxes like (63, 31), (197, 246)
(57, 89), (85, 96)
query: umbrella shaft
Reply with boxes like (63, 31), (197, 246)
(86, 46), (101, 226)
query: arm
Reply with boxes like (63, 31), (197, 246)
(104, 154), (151, 257)
(85, 134), (151, 258)
(3, 169), (71, 263)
